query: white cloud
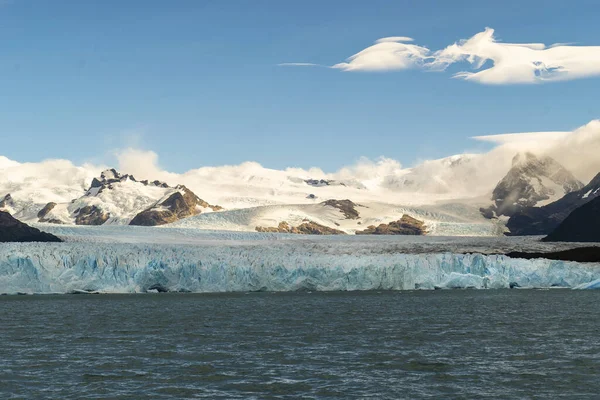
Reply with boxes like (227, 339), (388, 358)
(471, 131), (571, 150)
(282, 27), (600, 84)
(433, 28), (600, 84)
(332, 38), (431, 71)
(375, 37), (414, 43)
(115, 148), (167, 181)
(278, 63), (320, 67)
(472, 120), (600, 182)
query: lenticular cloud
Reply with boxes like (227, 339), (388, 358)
(433, 28), (600, 84)
(281, 27), (600, 84)
(331, 36), (430, 72)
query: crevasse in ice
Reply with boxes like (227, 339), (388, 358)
(1, 241), (599, 294)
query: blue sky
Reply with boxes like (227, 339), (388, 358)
(1, 0), (599, 172)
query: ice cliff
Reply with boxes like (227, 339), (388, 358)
(1, 241), (599, 294)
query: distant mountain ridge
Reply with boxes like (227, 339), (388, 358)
(506, 172), (600, 236)
(0, 169), (222, 227)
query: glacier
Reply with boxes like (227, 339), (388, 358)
(1, 238), (600, 294)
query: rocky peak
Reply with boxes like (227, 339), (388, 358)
(129, 185), (222, 226)
(0, 193), (14, 209)
(86, 169), (170, 195)
(511, 152), (536, 166)
(100, 168), (119, 180)
(506, 170), (600, 236)
(483, 153), (583, 218)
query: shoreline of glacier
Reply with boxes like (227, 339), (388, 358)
(1, 241), (600, 294)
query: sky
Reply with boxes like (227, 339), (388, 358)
(1, 0), (599, 172)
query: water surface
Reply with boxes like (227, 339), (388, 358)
(1, 290), (598, 399)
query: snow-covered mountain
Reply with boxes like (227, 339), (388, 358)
(0, 168), (221, 226)
(0, 148), (590, 236)
(506, 171), (600, 236)
(481, 152), (583, 218)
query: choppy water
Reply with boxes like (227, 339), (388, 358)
(1, 290), (599, 399)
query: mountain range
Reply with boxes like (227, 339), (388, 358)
(1, 152), (598, 237)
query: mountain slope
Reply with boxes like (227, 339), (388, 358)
(0, 211), (62, 242)
(542, 196), (600, 242)
(507, 172), (600, 236)
(130, 185), (222, 226)
(167, 199), (505, 236)
(482, 153), (583, 218)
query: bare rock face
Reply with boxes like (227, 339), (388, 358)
(483, 153), (583, 218)
(305, 179), (345, 187)
(0, 211), (62, 242)
(0, 194), (14, 210)
(37, 202), (57, 222)
(356, 215), (427, 235)
(129, 185), (221, 226)
(256, 220), (346, 235)
(321, 199), (360, 220)
(75, 206), (110, 225)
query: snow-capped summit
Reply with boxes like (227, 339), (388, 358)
(25, 169), (222, 226)
(86, 169), (169, 197)
(506, 170), (600, 236)
(483, 152), (583, 217)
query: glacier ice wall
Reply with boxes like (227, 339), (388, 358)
(1, 242), (600, 294)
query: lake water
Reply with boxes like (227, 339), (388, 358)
(1, 290), (599, 399)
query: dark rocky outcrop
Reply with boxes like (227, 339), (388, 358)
(482, 153), (583, 218)
(0, 193), (14, 210)
(355, 215), (427, 235)
(0, 211), (62, 242)
(305, 179), (346, 187)
(85, 169), (168, 196)
(256, 220), (346, 235)
(89, 177), (103, 189)
(37, 202), (57, 222)
(542, 197), (600, 242)
(130, 185), (221, 226)
(505, 247), (600, 263)
(322, 199), (360, 219)
(75, 206), (110, 225)
(506, 172), (600, 236)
